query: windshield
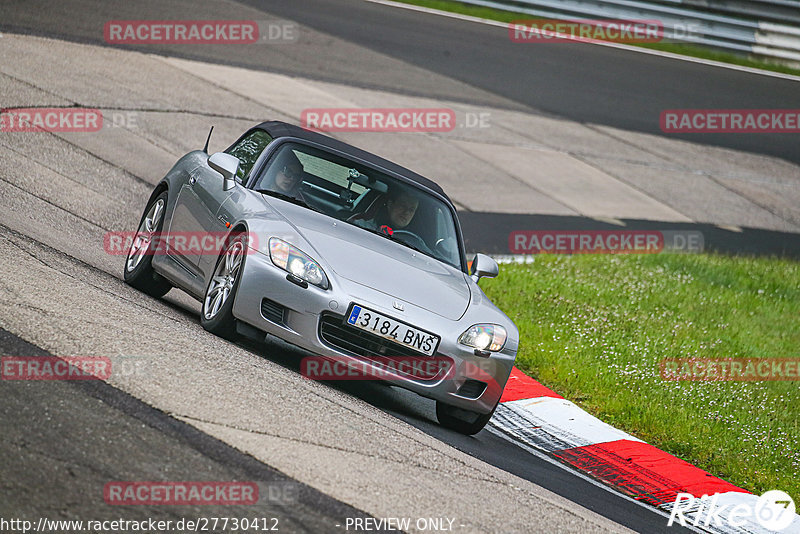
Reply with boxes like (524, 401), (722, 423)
(252, 142), (462, 269)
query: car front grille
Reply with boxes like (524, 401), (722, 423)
(318, 313), (446, 380)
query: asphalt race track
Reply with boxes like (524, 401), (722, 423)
(1, 0), (797, 532)
(5, 0), (800, 163)
(0, 328), (376, 532)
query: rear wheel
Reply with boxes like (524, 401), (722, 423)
(200, 233), (246, 340)
(123, 191), (172, 297)
(436, 400), (497, 435)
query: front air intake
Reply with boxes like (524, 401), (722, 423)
(260, 298), (286, 325)
(457, 380), (487, 399)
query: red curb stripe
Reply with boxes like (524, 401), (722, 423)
(552, 440), (749, 506)
(500, 367), (563, 402)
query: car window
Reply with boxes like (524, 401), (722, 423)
(252, 142), (462, 269)
(226, 129), (273, 181)
(294, 151), (367, 199)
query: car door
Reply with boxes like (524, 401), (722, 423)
(168, 129), (273, 277)
(167, 161), (232, 277)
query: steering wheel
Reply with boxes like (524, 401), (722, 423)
(391, 230), (433, 255)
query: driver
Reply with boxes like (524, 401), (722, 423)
(355, 186), (419, 233)
(261, 150), (306, 198)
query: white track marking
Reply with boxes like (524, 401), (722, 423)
(485, 425), (709, 533)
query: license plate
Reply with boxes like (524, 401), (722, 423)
(346, 304), (439, 356)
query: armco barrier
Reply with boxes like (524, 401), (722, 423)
(676, 0), (800, 25)
(461, 0), (800, 65)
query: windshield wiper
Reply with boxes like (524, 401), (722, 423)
(256, 189), (321, 212)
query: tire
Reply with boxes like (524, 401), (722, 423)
(436, 399), (498, 436)
(124, 191), (172, 297)
(200, 233), (246, 340)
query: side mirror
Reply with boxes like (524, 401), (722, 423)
(470, 253), (499, 283)
(208, 152), (240, 192)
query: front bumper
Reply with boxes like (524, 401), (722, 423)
(232, 248), (515, 414)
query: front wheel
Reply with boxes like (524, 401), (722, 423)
(123, 191), (172, 297)
(200, 233), (246, 340)
(436, 400), (497, 435)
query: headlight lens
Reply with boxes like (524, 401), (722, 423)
(458, 324), (507, 352)
(269, 238), (329, 289)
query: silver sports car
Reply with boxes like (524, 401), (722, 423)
(124, 121), (519, 434)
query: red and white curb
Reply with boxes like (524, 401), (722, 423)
(490, 367), (800, 533)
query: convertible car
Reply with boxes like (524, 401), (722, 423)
(124, 121), (518, 434)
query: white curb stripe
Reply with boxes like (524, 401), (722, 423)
(493, 395), (800, 534)
(492, 397), (643, 452)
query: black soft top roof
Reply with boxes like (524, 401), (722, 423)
(256, 121), (450, 201)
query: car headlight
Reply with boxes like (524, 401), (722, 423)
(269, 238), (329, 289)
(458, 324), (507, 352)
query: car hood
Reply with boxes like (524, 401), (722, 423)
(269, 200), (471, 321)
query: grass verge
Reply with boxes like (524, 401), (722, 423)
(480, 253), (800, 501)
(393, 0), (800, 77)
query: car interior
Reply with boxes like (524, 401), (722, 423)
(247, 141), (461, 268)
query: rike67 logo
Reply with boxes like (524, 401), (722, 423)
(668, 490), (797, 531)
